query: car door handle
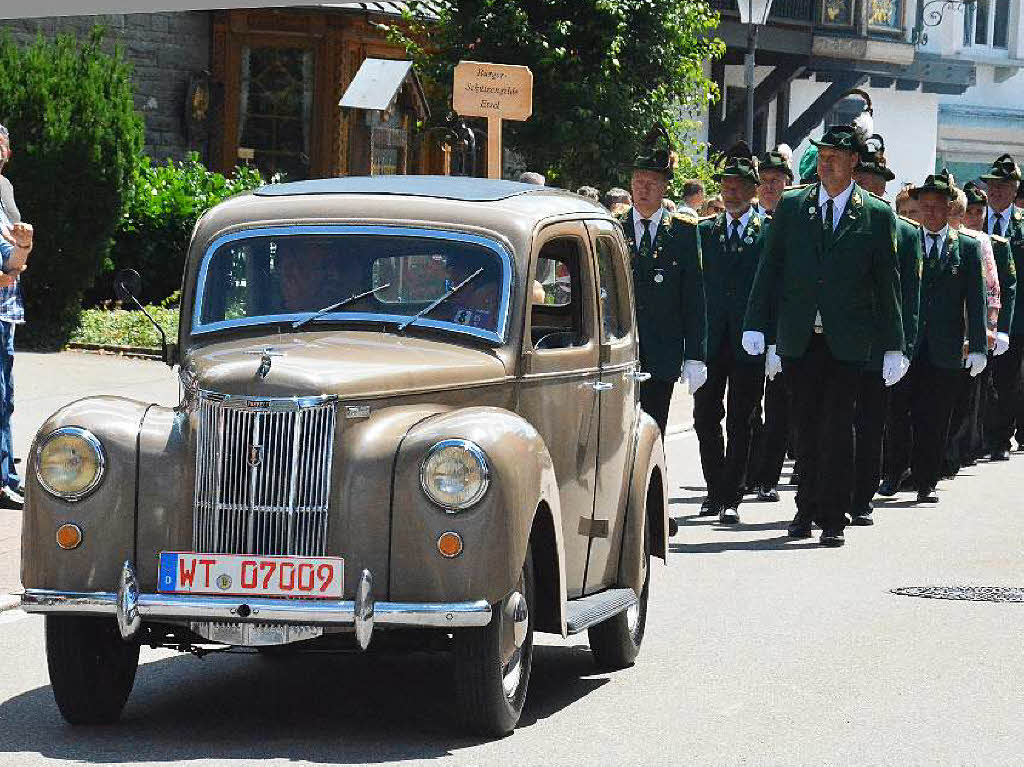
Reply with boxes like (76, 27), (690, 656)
(591, 381), (614, 392)
(628, 370), (652, 382)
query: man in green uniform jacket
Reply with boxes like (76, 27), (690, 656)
(693, 145), (771, 525)
(883, 170), (987, 503)
(848, 135), (922, 524)
(978, 154), (1024, 459)
(743, 124), (905, 547)
(619, 124), (707, 435)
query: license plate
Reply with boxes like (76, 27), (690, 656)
(158, 552), (344, 599)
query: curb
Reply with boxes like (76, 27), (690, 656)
(66, 342), (163, 361)
(0, 594), (20, 613)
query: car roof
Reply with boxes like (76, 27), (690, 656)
(255, 175), (560, 202)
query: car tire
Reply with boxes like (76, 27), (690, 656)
(453, 547), (535, 736)
(588, 519), (650, 670)
(45, 615), (140, 725)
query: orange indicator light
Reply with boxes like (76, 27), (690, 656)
(437, 531), (463, 558)
(56, 523), (82, 550)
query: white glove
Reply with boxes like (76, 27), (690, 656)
(994, 332), (1010, 356)
(742, 330), (765, 356)
(681, 360), (707, 394)
(765, 344), (783, 381)
(882, 351), (909, 387)
(965, 351), (987, 377)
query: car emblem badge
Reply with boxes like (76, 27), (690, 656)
(248, 444), (263, 468)
(216, 574), (232, 591)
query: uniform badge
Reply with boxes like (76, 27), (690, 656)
(744, 236), (754, 244)
(654, 269), (665, 284)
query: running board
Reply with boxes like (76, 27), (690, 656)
(565, 588), (637, 635)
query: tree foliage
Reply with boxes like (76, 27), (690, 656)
(0, 27), (144, 347)
(386, 0), (724, 191)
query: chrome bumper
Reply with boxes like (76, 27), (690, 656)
(21, 560), (491, 650)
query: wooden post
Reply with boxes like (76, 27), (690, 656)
(487, 117), (503, 180)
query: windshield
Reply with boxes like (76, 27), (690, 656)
(193, 227), (511, 342)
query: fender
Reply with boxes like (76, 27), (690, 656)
(619, 411), (667, 596)
(21, 396), (151, 592)
(389, 406), (567, 633)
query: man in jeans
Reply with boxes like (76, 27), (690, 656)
(0, 192), (32, 507)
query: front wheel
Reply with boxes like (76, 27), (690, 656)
(453, 548), (535, 736)
(588, 519), (650, 669)
(46, 615), (140, 724)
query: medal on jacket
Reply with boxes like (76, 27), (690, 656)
(654, 269), (665, 284)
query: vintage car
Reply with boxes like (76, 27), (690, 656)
(21, 175), (668, 735)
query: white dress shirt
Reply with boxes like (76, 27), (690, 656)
(631, 206), (665, 251)
(923, 225), (948, 260)
(817, 181), (855, 231)
(724, 207), (752, 241)
(987, 205), (1013, 236)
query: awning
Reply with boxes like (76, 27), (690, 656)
(339, 58), (428, 120)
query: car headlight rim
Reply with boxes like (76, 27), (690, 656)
(35, 427), (106, 502)
(419, 439), (490, 512)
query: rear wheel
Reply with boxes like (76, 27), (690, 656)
(46, 615), (139, 724)
(454, 548), (535, 736)
(588, 518), (650, 669)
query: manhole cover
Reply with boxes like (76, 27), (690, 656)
(892, 586), (1024, 603)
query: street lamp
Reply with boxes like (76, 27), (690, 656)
(738, 0), (776, 148)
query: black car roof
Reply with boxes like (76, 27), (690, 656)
(255, 175), (558, 202)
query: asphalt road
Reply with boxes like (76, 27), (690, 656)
(1, 360), (1022, 765)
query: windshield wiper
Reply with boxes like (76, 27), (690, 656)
(292, 283), (391, 329)
(396, 268), (483, 333)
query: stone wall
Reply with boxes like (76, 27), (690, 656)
(0, 12), (211, 163)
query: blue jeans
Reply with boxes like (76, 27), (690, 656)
(0, 322), (20, 490)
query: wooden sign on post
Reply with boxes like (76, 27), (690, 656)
(453, 61), (534, 180)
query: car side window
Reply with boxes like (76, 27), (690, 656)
(531, 236), (588, 350)
(595, 235), (628, 342)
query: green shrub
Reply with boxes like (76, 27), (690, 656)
(0, 27), (144, 348)
(91, 152), (265, 306)
(70, 305), (178, 350)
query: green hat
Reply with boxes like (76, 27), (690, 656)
(631, 123), (677, 179)
(758, 149), (794, 182)
(910, 168), (956, 199)
(857, 134), (895, 181)
(963, 180), (987, 207)
(798, 144), (819, 184)
(810, 124), (865, 154)
(715, 141), (760, 185)
(980, 153), (1021, 182)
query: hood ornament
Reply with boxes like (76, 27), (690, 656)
(246, 347), (284, 380)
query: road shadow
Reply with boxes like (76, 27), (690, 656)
(669, 535), (817, 554)
(0, 641), (608, 763)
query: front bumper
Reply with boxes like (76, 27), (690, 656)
(21, 560), (491, 650)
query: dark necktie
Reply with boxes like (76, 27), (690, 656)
(928, 234), (940, 261)
(639, 219), (653, 259)
(822, 198), (834, 247)
(993, 213), (1003, 237)
(729, 219), (742, 251)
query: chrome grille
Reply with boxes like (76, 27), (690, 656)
(194, 394), (336, 556)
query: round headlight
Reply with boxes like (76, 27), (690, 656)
(420, 439), (490, 511)
(36, 427), (106, 501)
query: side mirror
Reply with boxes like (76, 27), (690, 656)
(113, 269), (174, 367)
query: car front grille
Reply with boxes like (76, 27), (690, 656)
(193, 393), (336, 557)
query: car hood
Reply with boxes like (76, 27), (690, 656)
(185, 330), (510, 399)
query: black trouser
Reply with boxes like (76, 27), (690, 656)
(976, 363), (996, 457)
(693, 342), (765, 508)
(945, 367), (979, 473)
(853, 369), (888, 515)
(987, 333), (1024, 453)
(752, 371), (790, 489)
(640, 377), (675, 437)
(784, 335), (861, 532)
(885, 354), (962, 492)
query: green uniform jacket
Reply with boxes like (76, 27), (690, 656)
(620, 208), (706, 380)
(744, 182), (904, 363)
(984, 208), (1023, 334)
(915, 229), (987, 370)
(867, 214), (923, 371)
(698, 209), (771, 363)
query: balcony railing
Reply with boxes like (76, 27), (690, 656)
(711, 0), (905, 30)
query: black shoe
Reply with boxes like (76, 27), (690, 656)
(878, 469), (910, 497)
(757, 485), (780, 502)
(820, 529), (845, 547)
(961, 457), (977, 468)
(916, 487), (939, 504)
(849, 510), (874, 526)
(718, 506), (740, 525)
(0, 489), (22, 510)
(787, 512), (813, 538)
(699, 499), (719, 516)
(991, 449), (1010, 461)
